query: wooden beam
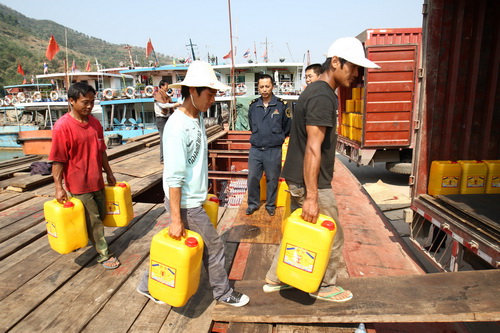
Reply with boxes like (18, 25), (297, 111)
(212, 270), (500, 323)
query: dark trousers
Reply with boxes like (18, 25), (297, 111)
(247, 147), (282, 209)
(156, 116), (168, 162)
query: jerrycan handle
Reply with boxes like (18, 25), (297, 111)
(185, 237), (199, 247)
(321, 220), (335, 231)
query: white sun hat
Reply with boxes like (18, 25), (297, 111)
(326, 37), (381, 69)
(169, 60), (230, 90)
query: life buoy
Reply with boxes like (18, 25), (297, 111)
(216, 90), (225, 97)
(166, 88), (174, 97)
(125, 86), (135, 98)
(0, 99), (3, 107)
(17, 92), (26, 102)
(50, 91), (59, 101)
(33, 91), (42, 102)
(144, 85), (154, 97)
(103, 88), (114, 100)
(281, 82), (293, 94)
(11, 97), (19, 104)
(4, 96), (11, 105)
(235, 83), (247, 95)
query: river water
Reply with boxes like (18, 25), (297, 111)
(0, 149), (26, 162)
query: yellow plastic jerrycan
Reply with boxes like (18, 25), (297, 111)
(458, 160), (487, 194)
(203, 194), (219, 228)
(428, 161), (461, 195)
(148, 228), (204, 307)
(277, 208), (336, 293)
(276, 178), (289, 207)
(44, 197), (88, 254)
(484, 160), (500, 194)
(103, 182), (134, 227)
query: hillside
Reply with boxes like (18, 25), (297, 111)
(0, 4), (172, 88)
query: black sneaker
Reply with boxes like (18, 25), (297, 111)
(136, 287), (166, 305)
(218, 290), (250, 307)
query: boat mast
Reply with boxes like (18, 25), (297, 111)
(227, 0), (236, 130)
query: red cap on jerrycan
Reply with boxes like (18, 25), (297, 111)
(117, 183), (127, 188)
(63, 201), (74, 208)
(321, 220), (335, 231)
(208, 196), (219, 203)
(185, 237), (199, 247)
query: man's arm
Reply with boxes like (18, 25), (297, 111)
(168, 187), (186, 240)
(52, 161), (68, 203)
(102, 152), (116, 186)
(301, 124), (326, 222)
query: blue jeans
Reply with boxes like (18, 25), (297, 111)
(265, 182), (344, 291)
(247, 147), (282, 209)
(138, 197), (233, 301)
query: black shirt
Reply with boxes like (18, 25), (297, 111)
(281, 81), (338, 189)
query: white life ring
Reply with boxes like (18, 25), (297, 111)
(0, 99), (3, 107)
(166, 88), (174, 97)
(11, 97), (19, 105)
(50, 91), (59, 101)
(281, 82), (293, 94)
(125, 86), (135, 98)
(4, 96), (11, 105)
(235, 83), (247, 95)
(33, 91), (42, 102)
(17, 92), (26, 102)
(144, 85), (154, 97)
(103, 88), (114, 100)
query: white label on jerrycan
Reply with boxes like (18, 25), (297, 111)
(106, 201), (121, 215)
(46, 220), (57, 238)
(283, 244), (317, 273)
(151, 260), (176, 288)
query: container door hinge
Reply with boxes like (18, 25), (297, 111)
(409, 175), (415, 186)
(414, 119), (420, 130)
(418, 68), (424, 79)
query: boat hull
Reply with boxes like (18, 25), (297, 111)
(17, 130), (53, 155)
(0, 125), (40, 148)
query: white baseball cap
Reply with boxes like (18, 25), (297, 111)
(326, 37), (381, 69)
(169, 60), (230, 90)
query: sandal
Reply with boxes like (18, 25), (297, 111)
(101, 256), (121, 270)
(263, 277), (294, 293)
(309, 286), (353, 302)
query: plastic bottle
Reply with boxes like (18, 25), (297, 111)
(203, 194), (219, 228)
(103, 182), (134, 227)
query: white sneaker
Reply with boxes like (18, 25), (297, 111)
(218, 290), (250, 307)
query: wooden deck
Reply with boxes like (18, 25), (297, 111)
(0, 133), (499, 332)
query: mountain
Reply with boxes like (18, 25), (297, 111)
(0, 4), (172, 89)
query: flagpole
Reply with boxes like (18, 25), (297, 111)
(227, 0), (236, 130)
(65, 28), (69, 91)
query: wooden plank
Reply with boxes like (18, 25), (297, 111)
(5, 203), (165, 332)
(0, 203), (159, 331)
(0, 192), (35, 211)
(226, 202), (283, 244)
(276, 324), (358, 332)
(0, 155), (40, 168)
(0, 221), (46, 261)
(112, 149), (163, 177)
(126, 132), (158, 142)
(228, 322), (273, 333)
(106, 141), (145, 160)
(7, 174), (53, 190)
(0, 214), (45, 244)
(212, 270), (500, 323)
(0, 196), (46, 229)
(127, 171), (163, 198)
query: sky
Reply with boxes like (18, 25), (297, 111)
(0, 0), (424, 65)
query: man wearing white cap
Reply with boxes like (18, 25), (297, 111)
(137, 60), (249, 307)
(264, 38), (380, 302)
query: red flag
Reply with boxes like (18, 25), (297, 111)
(146, 39), (154, 57)
(45, 35), (60, 60)
(17, 62), (25, 76)
(223, 50), (232, 59)
(85, 60), (91, 71)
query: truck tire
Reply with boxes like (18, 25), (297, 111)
(385, 162), (412, 175)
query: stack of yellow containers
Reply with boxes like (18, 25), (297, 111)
(340, 87), (364, 142)
(428, 160), (500, 195)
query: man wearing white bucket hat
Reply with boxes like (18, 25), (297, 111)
(137, 60), (250, 307)
(264, 38), (380, 302)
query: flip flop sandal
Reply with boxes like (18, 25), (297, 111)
(263, 283), (294, 293)
(309, 286), (353, 302)
(101, 257), (121, 270)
